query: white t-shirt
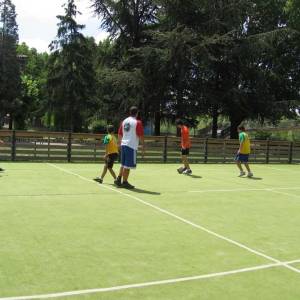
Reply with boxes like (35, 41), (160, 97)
(118, 116), (144, 150)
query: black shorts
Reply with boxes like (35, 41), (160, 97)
(105, 153), (118, 168)
(181, 148), (190, 156)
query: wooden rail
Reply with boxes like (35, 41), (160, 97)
(0, 130), (299, 163)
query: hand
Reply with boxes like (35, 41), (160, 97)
(0, 139), (4, 145)
(103, 154), (108, 160)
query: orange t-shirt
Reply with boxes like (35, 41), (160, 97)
(181, 126), (191, 149)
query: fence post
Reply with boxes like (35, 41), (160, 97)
(67, 132), (72, 163)
(266, 139), (270, 164)
(163, 136), (168, 163)
(289, 142), (293, 164)
(204, 138), (208, 163)
(47, 137), (50, 158)
(11, 130), (16, 161)
(34, 141), (37, 159)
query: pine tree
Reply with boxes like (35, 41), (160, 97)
(47, 0), (96, 132)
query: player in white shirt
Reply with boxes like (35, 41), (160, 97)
(115, 107), (145, 189)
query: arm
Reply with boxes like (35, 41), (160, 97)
(136, 121), (145, 157)
(118, 122), (123, 148)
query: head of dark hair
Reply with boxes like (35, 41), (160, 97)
(238, 126), (246, 131)
(176, 119), (184, 126)
(107, 125), (114, 133)
(130, 106), (138, 116)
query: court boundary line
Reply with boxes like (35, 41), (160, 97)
(0, 193), (103, 198)
(48, 164), (300, 275)
(262, 166), (300, 173)
(1, 259), (300, 300)
(189, 187), (300, 193)
(270, 190), (300, 199)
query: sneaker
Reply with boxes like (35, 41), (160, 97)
(183, 169), (192, 175)
(114, 177), (122, 187)
(122, 181), (135, 189)
(177, 167), (186, 174)
(239, 171), (246, 177)
(94, 178), (103, 184)
(247, 172), (254, 178)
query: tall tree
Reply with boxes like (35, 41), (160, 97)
(47, 0), (96, 132)
(92, 0), (168, 134)
(92, 0), (159, 48)
(0, 0), (20, 129)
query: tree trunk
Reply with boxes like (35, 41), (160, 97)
(229, 114), (245, 139)
(9, 114), (13, 130)
(154, 111), (161, 136)
(211, 108), (218, 138)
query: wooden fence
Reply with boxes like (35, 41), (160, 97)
(0, 130), (300, 163)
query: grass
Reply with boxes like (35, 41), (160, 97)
(0, 162), (299, 300)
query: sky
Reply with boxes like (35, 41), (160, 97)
(13, 0), (109, 53)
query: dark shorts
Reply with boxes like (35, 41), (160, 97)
(235, 153), (249, 163)
(121, 146), (137, 169)
(106, 153), (118, 169)
(181, 148), (190, 156)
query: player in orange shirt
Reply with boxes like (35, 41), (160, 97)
(176, 119), (192, 175)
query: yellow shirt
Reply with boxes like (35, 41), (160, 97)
(103, 134), (118, 155)
(239, 132), (251, 154)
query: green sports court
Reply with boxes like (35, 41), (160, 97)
(0, 162), (299, 300)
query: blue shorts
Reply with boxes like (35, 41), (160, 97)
(121, 146), (137, 169)
(235, 153), (249, 163)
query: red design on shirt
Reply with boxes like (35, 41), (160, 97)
(181, 126), (191, 149)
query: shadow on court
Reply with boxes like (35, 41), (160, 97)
(131, 188), (161, 195)
(241, 177), (263, 180)
(187, 175), (202, 179)
(107, 184), (161, 195)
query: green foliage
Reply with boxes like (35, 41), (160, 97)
(47, 0), (96, 132)
(89, 119), (107, 133)
(16, 43), (49, 129)
(0, 0), (20, 128)
(285, 0), (300, 31)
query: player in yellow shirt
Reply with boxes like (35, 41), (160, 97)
(94, 125), (118, 184)
(235, 126), (253, 177)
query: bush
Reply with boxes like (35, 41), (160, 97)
(254, 131), (272, 140)
(90, 120), (107, 134)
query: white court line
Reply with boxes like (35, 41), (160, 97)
(48, 163), (300, 275)
(2, 259), (300, 300)
(189, 187), (300, 193)
(262, 166), (300, 173)
(271, 190), (300, 199)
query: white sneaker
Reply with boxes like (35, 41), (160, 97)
(247, 172), (253, 178)
(239, 171), (246, 177)
(183, 169), (192, 175)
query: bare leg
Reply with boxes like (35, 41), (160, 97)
(123, 168), (130, 182)
(108, 168), (117, 180)
(118, 167), (123, 178)
(244, 163), (251, 173)
(101, 166), (108, 180)
(182, 155), (190, 170)
(236, 161), (244, 172)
